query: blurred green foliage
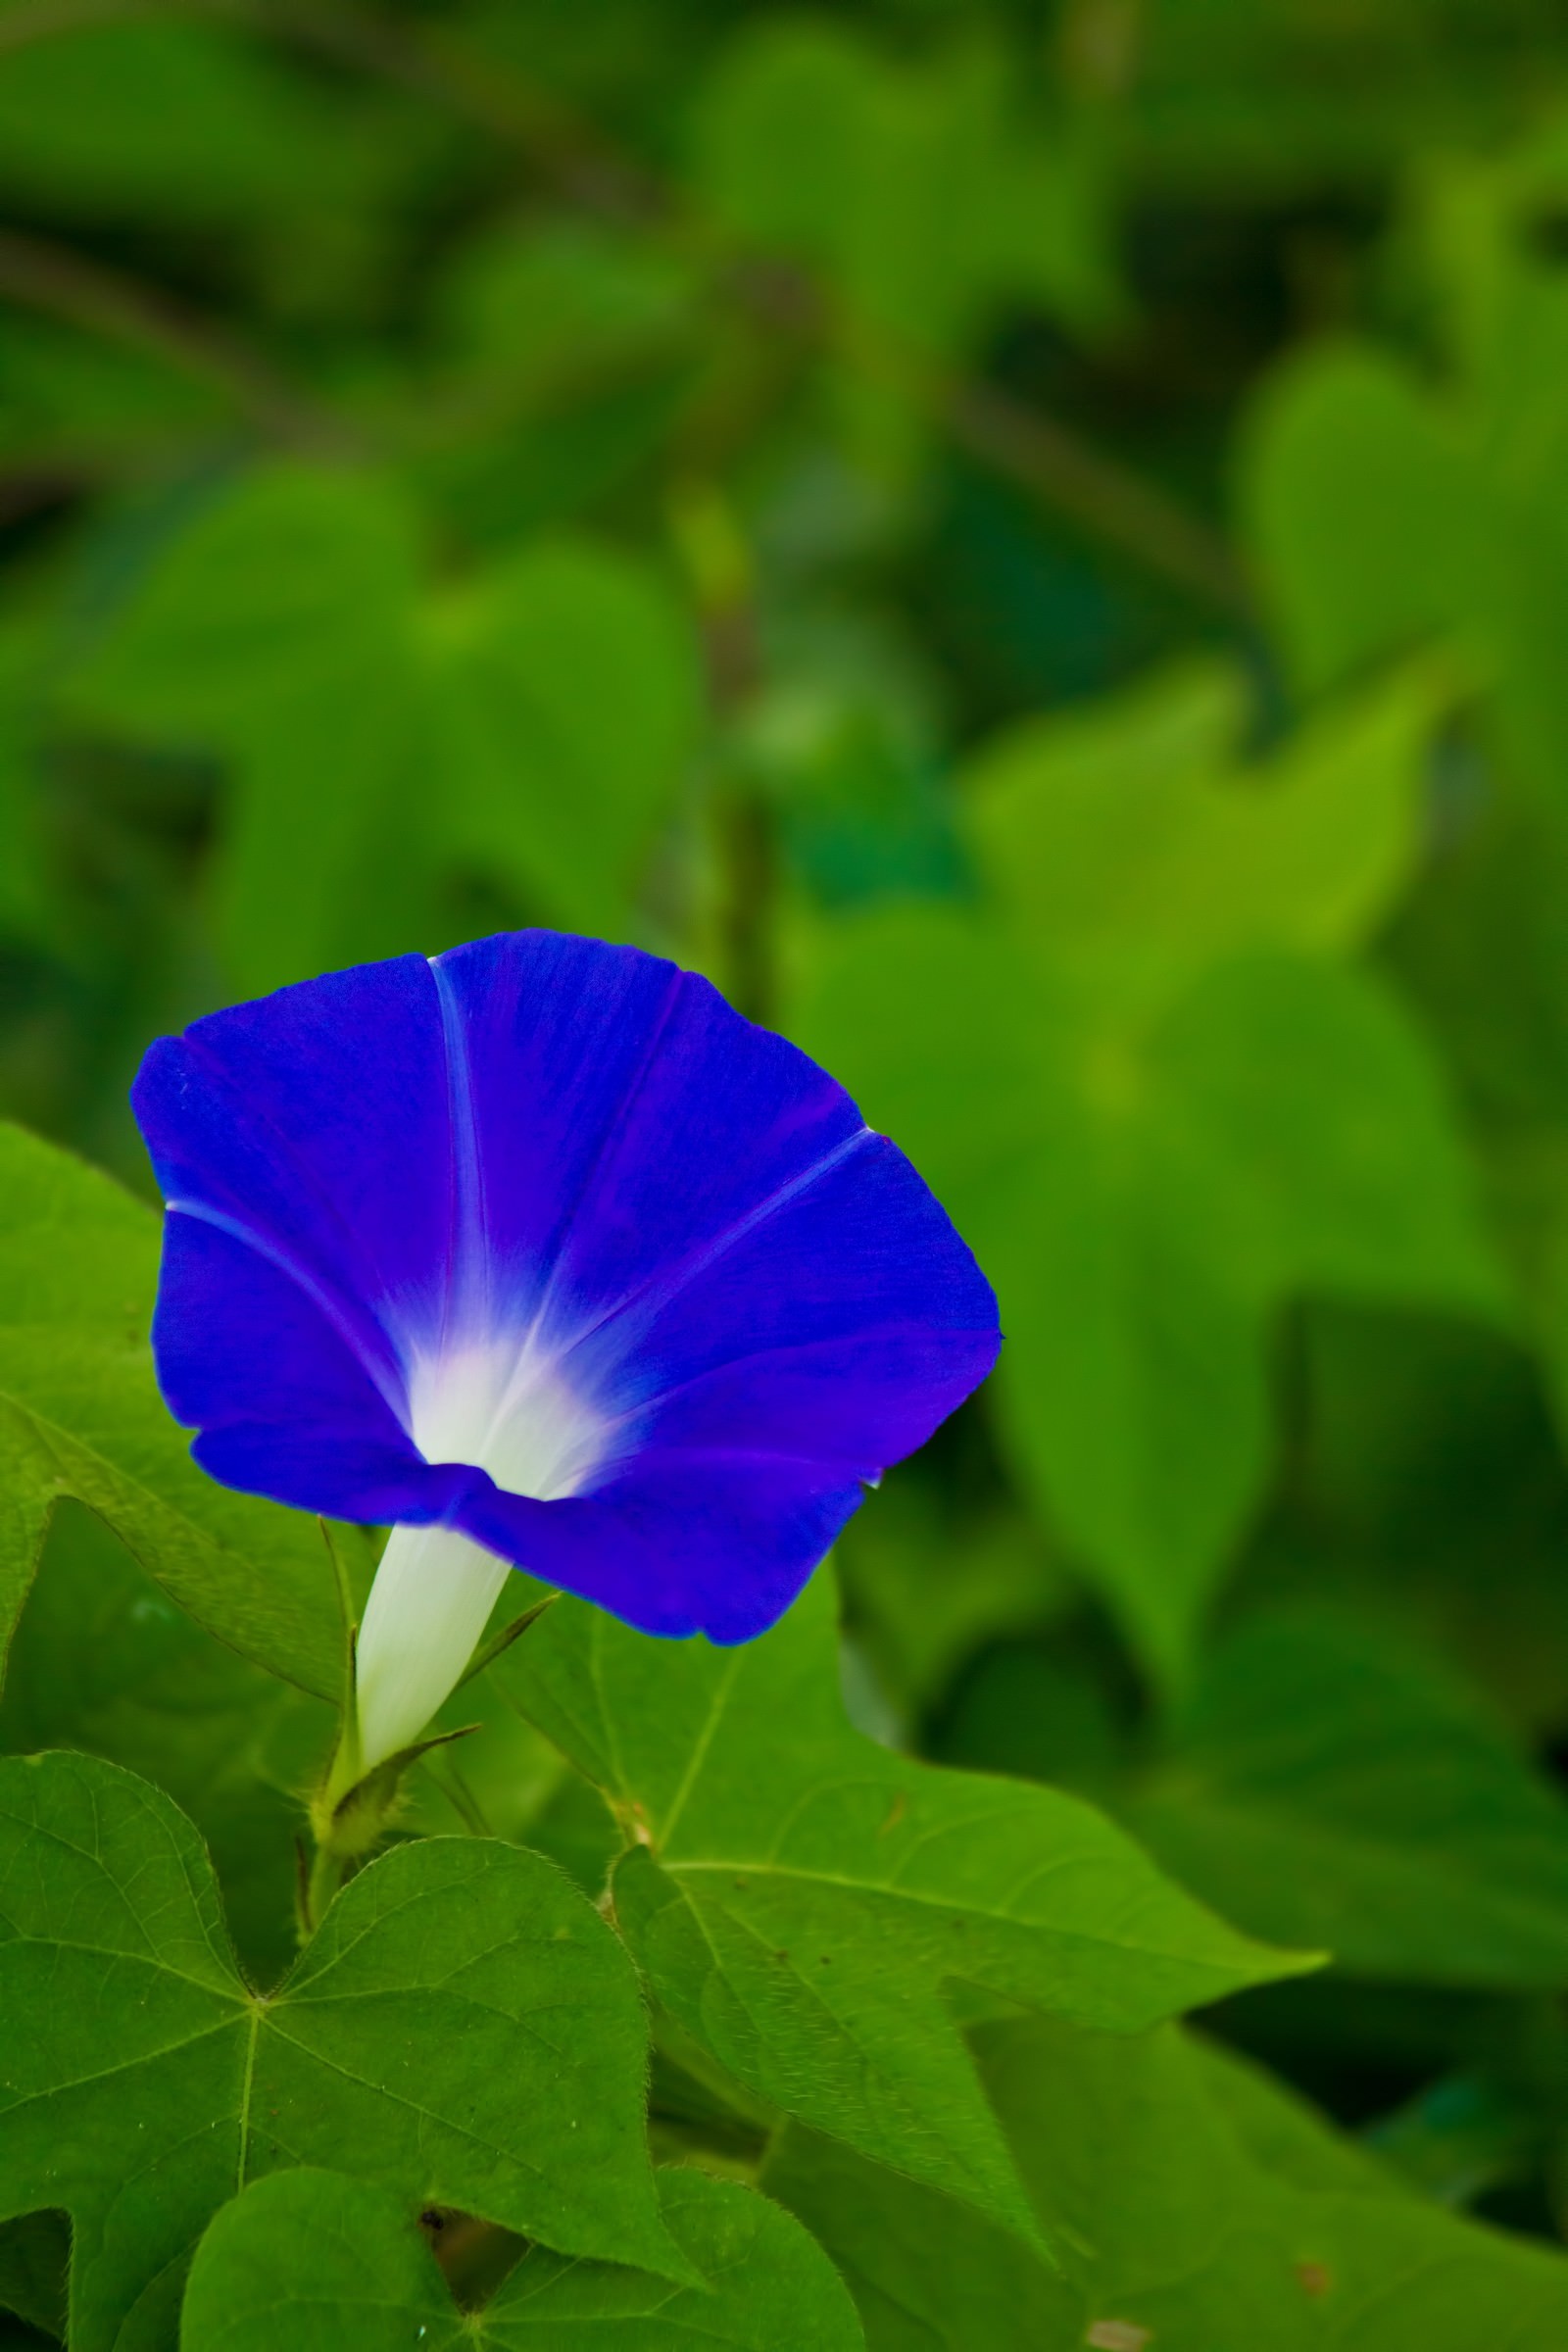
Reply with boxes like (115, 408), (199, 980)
(9, 0), (1568, 2343)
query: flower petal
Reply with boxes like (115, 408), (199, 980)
(430, 931), (863, 1345)
(154, 1207), (474, 1521)
(194, 1429), (482, 1528)
(456, 1450), (870, 1642)
(132, 929), (1003, 1657)
(154, 1208), (413, 1447)
(131, 952), (454, 1385)
(629, 1324), (1000, 1471)
(566, 1129), (1000, 1440)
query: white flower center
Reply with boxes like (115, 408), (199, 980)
(406, 1335), (610, 1499)
(353, 1338), (611, 1774)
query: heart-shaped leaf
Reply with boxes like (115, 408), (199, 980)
(180, 2164), (864, 2350)
(0, 1751), (688, 2352)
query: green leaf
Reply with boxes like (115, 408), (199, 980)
(0, 1120), (344, 1698)
(793, 894), (1497, 1682)
(1124, 1602), (1568, 1986)
(66, 466), (431, 996)
(834, 1484), (1068, 1719)
(181, 2165), (865, 2350)
(1239, 342), (1485, 695)
(792, 912), (1270, 1672)
(763, 2122), (1070, 2351)
(695, 23), (873, 271)
(0, 20), (376, 226)
(434, 218), (697, 386)
(0, 1501), (330, 1985)
(1240, 326), (1568, 819)
(697, 24), (1120, 345)
(764, 2016), (1568, 2350)
(67, 469), (418, 738)
(965, 657), (1442, 1019)
(422, 537), (701, 934)
(693, 24), (1120, 469)
(791, 653), (1499, 1685)
(70, 479), (701, 986)
(495, 1572), (1309, 2256)
(1157, 953), (1503, 1310)
(0, 1750), (688, 2352)
(1194, 2036), (1407, 2198)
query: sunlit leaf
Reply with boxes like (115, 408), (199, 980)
(966, 658), (1443, 1016)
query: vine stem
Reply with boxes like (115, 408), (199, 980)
(0, 224), (354, 450)
(669, 481), (776, 1022)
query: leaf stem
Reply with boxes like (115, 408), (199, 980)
(669, 480), (776, 1018)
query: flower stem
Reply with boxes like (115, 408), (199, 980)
(304, 1841), (350, 1937)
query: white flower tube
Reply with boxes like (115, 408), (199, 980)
(353, 1337), (612, 1772)
(354, 1523), (513, 1772)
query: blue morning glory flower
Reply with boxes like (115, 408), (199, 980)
(132, 931), (1000, 1770)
